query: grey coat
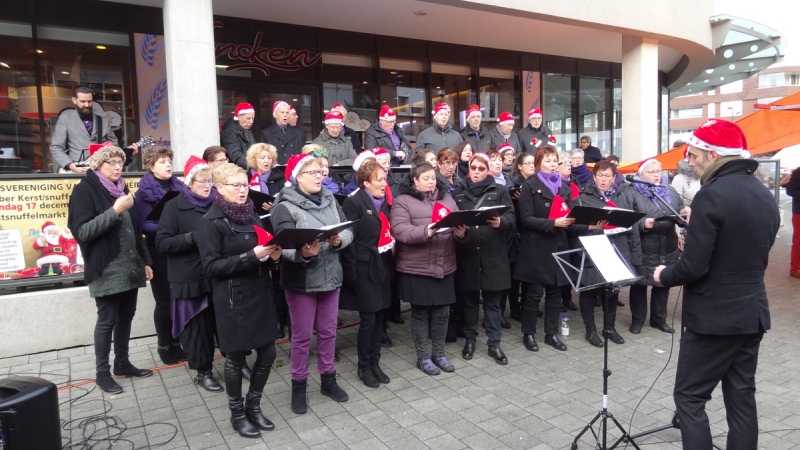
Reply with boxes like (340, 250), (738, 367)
(489, 127), (523, 155)
(313, 130), (358, 166)
(50, 109), (118, 170)
(415, 123), (463, 155)
(270, 187), (354, 292)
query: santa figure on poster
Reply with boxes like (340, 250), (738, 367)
(32, 221), (75, 276)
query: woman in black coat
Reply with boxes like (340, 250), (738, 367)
(340, 159), (395, 388)
(572, 160), (650, 347)
(155, 156), (222, 392)
(452, 152), (516, 365)
(453, 141), (473, 182)
(514, 146), (576, 352)
(503, 152), (537, 322)
(196, 163), (282, 439)
(628, 159), (684, 334)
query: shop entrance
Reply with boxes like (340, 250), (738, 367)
(217, 80), (320, 143)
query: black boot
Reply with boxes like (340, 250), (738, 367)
(241, 362), (252, 381)
(584, 318), (604, 347)
(563, 298), (578, 311)
(358, 367), (379, 388)
(371, 364), (390, 384)
(113, 360), (153, 378)
(381, 330), (393, 347)
(158, 345), (179, 365)
(96, 371), (122, 394)
(245, 391), (274, 431)
(171, 343), (187, 362)
(604, 328), (625, 344)
(320, 372), (348, 403)
(228, 396), (260, 438)
(195, 370), (224, 392)
(291, 379), (308, 414)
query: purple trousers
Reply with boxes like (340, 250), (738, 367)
(285, 289), (340, 381)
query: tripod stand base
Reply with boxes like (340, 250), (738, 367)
(571, 408), (641, 450)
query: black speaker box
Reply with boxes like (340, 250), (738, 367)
(0, 376), (61, 449)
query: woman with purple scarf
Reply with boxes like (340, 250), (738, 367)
(246, 143), (286, 200)
(134, 146), (187, 365)
(628, 159), (685, 335)
(155, 156), (222, 392)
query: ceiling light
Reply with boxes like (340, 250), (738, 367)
(61, 71), (69, 75)
(292, 98), (298, 101)
(96, 45), (107, 50)
(362, 81), (368, 84)
(390, 71), (397, 75)
(215, 65), (229, 69)
(36, 49), (44, 54)
(436, 86), (441, 89)
(0, 62), (9, 68)
(113, 89), (118, 93)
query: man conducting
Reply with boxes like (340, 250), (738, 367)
(654, 119), (780, 450)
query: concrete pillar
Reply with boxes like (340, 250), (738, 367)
(163, 0), (219, 168)
(621, 35), (659, 162)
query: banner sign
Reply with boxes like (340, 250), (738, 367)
(213, 22), (322, 76)
(522, 71), (541, 116)
(0, 174), (141, 283)
(135, 33), (171, 147)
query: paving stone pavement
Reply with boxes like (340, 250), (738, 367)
(3, 202), (800, 449)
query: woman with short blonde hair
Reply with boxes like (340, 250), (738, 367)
(245, 143), (285, 198)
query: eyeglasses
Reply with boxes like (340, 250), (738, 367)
(104, 160), (124, 167)
(224, 183), (248, 190)
(469, 165), (488, 172)
(441, 161), (457, 167)
(558, 161), (571, 166)
(212, 157), (228, 163)
(301, 169), (324, 178)
(643, 170), (661, 176)
(595, 173), (614, 179)
(521, 161), (535, 166)
(193, 179), (213, 185)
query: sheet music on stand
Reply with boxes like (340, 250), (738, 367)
(552, 235), (639, 292)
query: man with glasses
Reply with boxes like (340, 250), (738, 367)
(579, 135), (604, 163)
(221, 102), (257, 170)
(415, 103), (463, 156)
(459, 104), (492, 153)
(490, 112), (522, 155)
(261, 101), (307, 165)
(518, 107), (555, 155)
(331, 103), (363, 152)
(312, 111), (357, 166)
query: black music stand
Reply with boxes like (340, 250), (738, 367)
(553, 235), (642, 450)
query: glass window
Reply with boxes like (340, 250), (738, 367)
(579, 77), (610, 155)
(217, 89), (248, 131)
(479, 68), (519, 132)
(759, 72), (785, 88)
(707, 89), (715, 95)
(670, 107), (703, 119)
(0, 21), (41, 172)
(430, 63), (474, 130)
(758, 97), (782, 104)
(543, 73), (576, 151)
(719, 80), (743, 94)
(379, 58), (427, 142)
(708, 102), (716, 118)
(322, 64), (378, 132)
(613, 79), (622, 155)
(719, 100), (743, 118)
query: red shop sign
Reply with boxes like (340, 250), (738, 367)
(213, 22), (322, 76)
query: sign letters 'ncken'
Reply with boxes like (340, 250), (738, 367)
(213, 22), (322, 76)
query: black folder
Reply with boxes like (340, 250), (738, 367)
(655, 214), (687, 227)
(430, 206), (512, 229)
(145, 190), (180, 221)
(334, 194), (348, 206)
(269, 220), (358, 249)
(248, 190), (276, 216)
(567, 205), (646, 228)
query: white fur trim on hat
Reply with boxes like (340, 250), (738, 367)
(353, 151), (375, 171)
(687, 134), (743, 156)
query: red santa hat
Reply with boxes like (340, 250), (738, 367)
(688, 119), (748, 156)
(234, 102), (255, 119)
(432, 102), (451, 118)
(377, 212), (395, 253)
(469, 152), (491, 168)
(549, 135), (557, 143)
(272, 101), (289, 117)
(331, 103), (347, 114)
(183, 155), (210, 186)
(41, 221), (58, 233)
(288, 105), (297, 115)
(372, 147), (390, 159)
(352, 150), (375, 171)
(465, 104), (482, 120)
(379, 105), (396, 121)
(324, 110), (344, 125)
(285, 153), (313, 187)
(528, 107), (543, 120)
(637, 158), (660, 176)
(498, 112), (515, 126)
(250, 173), (261, 192)
(497, 142), (515, 155)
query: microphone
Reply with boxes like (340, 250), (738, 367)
(625, 174), (662, 187)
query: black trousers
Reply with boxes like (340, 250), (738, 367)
(94, 288), (138, 373)
(224, 343), (276, 399)
(522, 283), (562, 336)
(461, 290), (503, 347)
(578, 288), (618, 330)
(674, 329), (764, 450)
(272, 269), (288, 328)
(357, 310), (385, 369)
(560, 285), (572, 304)
(179, 304), (217, 371)
(148, 251), (174, 347)
(387, 279), (401, 319)
(501, 262), (523, 316)
(629, 284), (669, 327)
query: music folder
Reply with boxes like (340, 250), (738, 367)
(268, 220), (359, 250)
(145, 190), (180, 221)
(567, 205), (646, 228)
(654, 214), (687, 227)
(430, 205), (512, 229)
(248, 190), (276, 216)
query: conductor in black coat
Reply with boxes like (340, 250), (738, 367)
(452, 152), (516, 365)
(514, 146), (576, 353)
(340, 160), (395, 388)
(654, 120), (780, 450)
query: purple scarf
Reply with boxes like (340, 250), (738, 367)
(215, 195), (254, 224)
(258, 170), (271, 193)
(614, 172), (624, 187)
(632, 181), (672, 206)
(322, 177), (340, 194)
(365, 189), (384, 212)
(591, 181), (617, 203)
(95, 171), (126, 198)
(536, 171), (562, 195)
(572, 162), (592, 184)
(182, 184), (215, 208)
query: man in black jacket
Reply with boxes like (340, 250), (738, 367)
(654, 119), (780, 450)
(517, 107), (555, 154)
(363, 105), (411, 164)
(579, 135), (603, 163)
(459, 104), (492, 152)
(220, 102), (257, 170)
(331, 103), (363, 152)
(261, 101), (306, 164)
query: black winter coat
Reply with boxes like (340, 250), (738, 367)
(247, 168), (286, 196)
(513, 176), (573, 285)
(260, 123), (307, 165)
(342, 125), (363, 152)
(363, 121), (412, 163)
(339, 189), (394, 312)
(517, 123), (554, 154)
(460, 125), (493, 153)
(632, 184), (684, 284)
(196, 202), (278, 352)
(582, 145), (604, 163)
(155, 191), (213, 299)
(220, 118), (256, 170)
(452, 179), (515, 291)
(660, 159), (779, 335)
